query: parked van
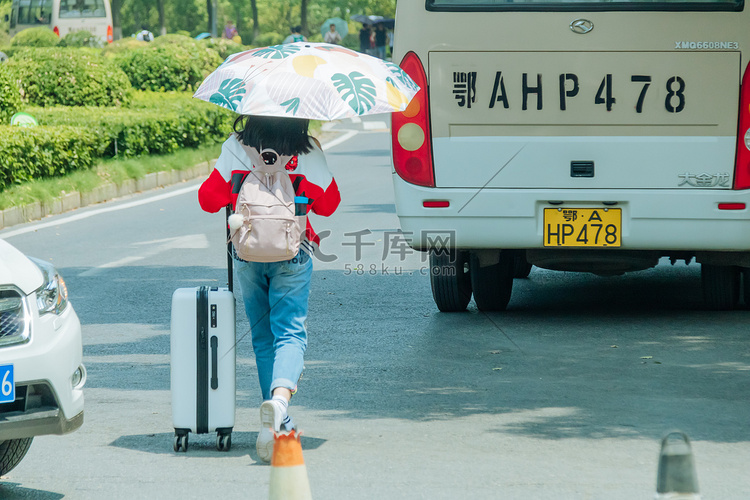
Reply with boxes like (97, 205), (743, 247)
(9, 0), (113, 43)
(391, 0), (750, 311)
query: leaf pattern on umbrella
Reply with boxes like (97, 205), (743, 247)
(385, 63), (419, 92)
(280, 97), (300, 115)
(331, 72), (376, 115)
(209, 78), (246, 111)
(253, 44), (301, 60)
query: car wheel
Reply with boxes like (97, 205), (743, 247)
(0, 438), (33, 476)
(701, 264), (740, 311)
(470, 251), (514, 311)
(429, 250), (472, 312)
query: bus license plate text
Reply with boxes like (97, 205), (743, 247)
(544, 208), (621, 247)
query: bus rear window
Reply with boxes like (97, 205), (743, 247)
(58, 0), (106, 18)
(427, 0), (743, 11)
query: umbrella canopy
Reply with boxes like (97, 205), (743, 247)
(351, 14), (394, 28)
(320, 17), (348, 38)
(193, 42), (419, 121)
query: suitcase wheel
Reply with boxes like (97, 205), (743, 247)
(217, 432), (231, 452)
(173, 432), (189, 453)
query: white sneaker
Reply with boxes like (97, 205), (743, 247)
(256, 399), (285, 463)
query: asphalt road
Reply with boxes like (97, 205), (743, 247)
(1, 118), (749, 499)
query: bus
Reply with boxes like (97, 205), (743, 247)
(391, 0), (750, 311)
(9, 0), (113, 44)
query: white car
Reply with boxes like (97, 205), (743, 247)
(0, 238), (85, 476)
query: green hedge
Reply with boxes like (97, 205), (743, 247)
(151, 34), (224, 77)
(0, 126), (98, 190)
(101, 37), (149, 56)
(10, 27), (59, 47)
(27, 91), (234, 157)
(112, 44), (208, 92)
(0, 64), (21, 123)
(200, 37), (246, 61)
(253, 33), (285, 47)
(6, 48), (131, 107)
(59, 30), (104, 48)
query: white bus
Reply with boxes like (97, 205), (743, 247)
(9, 0), (113, 44)
(391, 0), (750, 311)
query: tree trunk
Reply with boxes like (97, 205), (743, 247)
(157, 0), (166, 36)
(111, 0), (122, 40)
(250, 0), (259, 40)
(206, 0), (213, 35)
(300, 0), (308, 37)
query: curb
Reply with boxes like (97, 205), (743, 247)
(0, 159), (217, 231)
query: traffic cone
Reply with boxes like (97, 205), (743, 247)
(268, 430), (312, 500)
(655, 431), (700, 499)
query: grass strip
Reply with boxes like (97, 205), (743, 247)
(0, 144), (221, 210)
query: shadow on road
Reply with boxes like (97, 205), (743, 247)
(109, 431), (326, 461)
(61, 262), (750, 447)
(0, 483), (64, 499)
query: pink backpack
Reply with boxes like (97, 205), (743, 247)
(227, 145), (306, 263)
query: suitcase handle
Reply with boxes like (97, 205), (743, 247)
(225, 205), (234, 292)
(210, 336), (218, 390)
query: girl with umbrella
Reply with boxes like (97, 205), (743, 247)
(193, 42), (418, 463)
(198, 115), (341, 463)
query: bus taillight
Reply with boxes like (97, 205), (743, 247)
(53, 26), (60, 37)
(734, 63), (750, 189)
(392, 51), (435, 188)
(107, 25), (113, 43)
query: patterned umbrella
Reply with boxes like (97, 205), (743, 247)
(193, 42), (419, 121)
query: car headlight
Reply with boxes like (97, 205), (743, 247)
(29, 258), (69, 315)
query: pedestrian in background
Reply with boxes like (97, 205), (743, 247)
(324, 23), (342, 44)
(359, 25), (371, 54)
(223, 21), (238, 40)
(284, 25), (306, 43)
(135, 26), (153, 41)
(375, 24), (387, 59)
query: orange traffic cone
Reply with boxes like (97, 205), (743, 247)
(268, 430), (312, 500)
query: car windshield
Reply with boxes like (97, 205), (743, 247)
(427, 0), (742, 11)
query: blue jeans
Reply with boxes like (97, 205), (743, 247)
(234, 250), (312, 401)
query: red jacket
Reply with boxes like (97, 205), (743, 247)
(198, 134), (341, 248)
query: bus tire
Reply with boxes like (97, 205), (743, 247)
(513, 251), (533, 279)
(701, 264), (740, 310)
(429, 250), (472, 312)
(742, 268), (750, 308)
(470, 251), (514, 311)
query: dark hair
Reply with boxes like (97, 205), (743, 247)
(233, 115), (312, 156)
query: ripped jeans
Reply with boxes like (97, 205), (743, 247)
(234, 249), (312, 401)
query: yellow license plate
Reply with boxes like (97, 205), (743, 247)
(544, 208), (621, 247)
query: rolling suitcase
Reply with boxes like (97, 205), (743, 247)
(171, 207), (236, 452)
